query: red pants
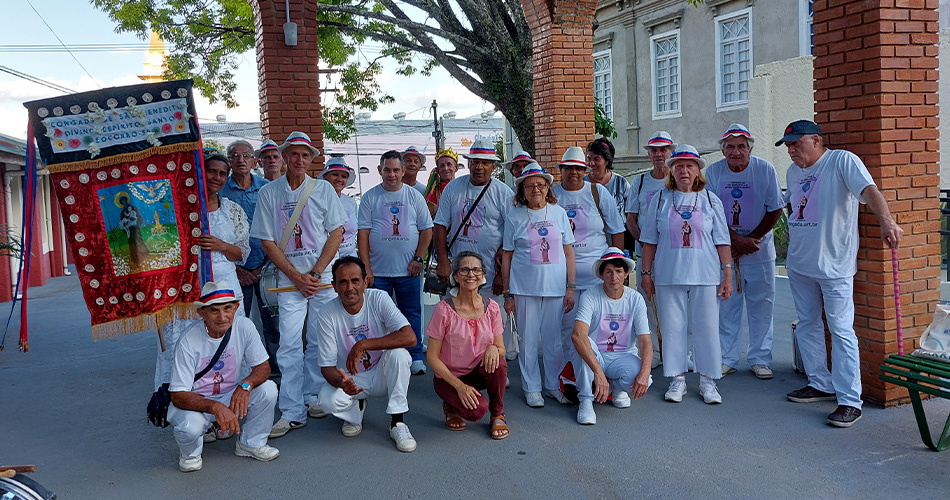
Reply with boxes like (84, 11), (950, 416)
(433, 359), (507, 421)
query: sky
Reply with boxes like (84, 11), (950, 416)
(0, 0), (490, 140)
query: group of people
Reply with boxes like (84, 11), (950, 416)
(159, 117), (903, 472)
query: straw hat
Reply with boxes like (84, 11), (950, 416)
(194, 281), (243, 308)
(320, 157), (355, 187)
(665, 144), (706, 169)
(279, 131), (321, 157)
(591, 247), (636, 278)
(462, 137), (500, 161)
(558, 146), (588, 169)
(514, 161), (554, 185)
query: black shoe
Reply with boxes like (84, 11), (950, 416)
(827, 405), (862, 428)
(787, 385), (837, 403)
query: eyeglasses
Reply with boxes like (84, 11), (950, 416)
(523, 183), (548, 191)
(455, 267), (485, 276)
(229, 153), (254, 160)
(561, 165), (587, 172)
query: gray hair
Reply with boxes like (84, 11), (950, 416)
(451, 251), (487, 288)
(226, 140), (254, 156)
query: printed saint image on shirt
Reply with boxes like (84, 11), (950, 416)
(597, 315), (630, 352)
(194, 348), (237, 396)
(343, 325), (381, 372)
(669, 205), (703, 249)
(718, 181), (755, 233)
(527, 221), (561, 265)
(380, 201), (409, 241)
(789, 175), (820, 226)
(565, 204), (589, 246)
(278, 201), (320, 256)
(457, 198), (484, 241)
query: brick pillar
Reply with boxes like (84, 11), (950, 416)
(813, 0), (940, 406)
(521, 0), (598, 179)
(250, 0), (325, 172)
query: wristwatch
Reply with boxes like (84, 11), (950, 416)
(640, 269), (653, 276)
(720, 264), (733, 270)
(412, 256), (424, 264)
(308, 270), (320, 278)
(240, 382), (251, 391)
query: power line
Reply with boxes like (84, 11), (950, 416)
(25, 0), (101, 88)
(0, 43), (152, 53)
(0, 64), (73, 94)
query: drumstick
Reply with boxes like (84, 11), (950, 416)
(0, 465), (37, 475)
(734, 257), (742, 294)
(268, 284), (333, 293)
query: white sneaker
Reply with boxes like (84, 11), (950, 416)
(269, 418), (306, 439)
(722, 364), (737, 376)
(234, 440), (280, 462)
(525, 391), (544, 408)
(542, 389), (571, 405)
(178, 455), (202, 472)
(751, 364), (773, 380)
(390, 422), (417, 452)
(202, 427), (216, 444)
(342, 400), (366, 437)
(687, 351), (695, 372)
(577, 400), (596, 425)
(665, 378), (686, 402)
(214, 423), (233, 440)
(611, 390), (631, 408)
(505, 377), (510, 388)
(699, 377), (722, 404)
(307, 399), (328, 419)
(410, 360), (427, 375)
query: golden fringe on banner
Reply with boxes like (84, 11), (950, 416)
(45, 142), (202, 174)
(91, 301), (197, 342)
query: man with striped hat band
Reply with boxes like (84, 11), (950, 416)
(256, 139), (284, 181)
(221, 140), (279, 383)
(168, 281), (279, 472)
(704, 124), (784, 381)
(249, 131), (347, 438)
(625, 131), (676, 368)
(358, 150), (434, 375)
(571, 248), (653, 425)
(504, 151), (534, 180)
(401, 145), (427, 195)
(433, 138), (517, 358)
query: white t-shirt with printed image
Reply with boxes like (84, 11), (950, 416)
(574, 286), (651, 357)
(783, 149), (875, 279)
(625, 172), (669, 257)
(503, 203), (576, 297)
(357, 184), (434, 277)
(552, 182), (626, 290)
(338, 194), (359, 259)
(316, 288), (410, 372)
(168, 316), (269, 396)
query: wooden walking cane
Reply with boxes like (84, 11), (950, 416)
(734, 257), (742, 294)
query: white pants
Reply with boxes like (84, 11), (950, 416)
(786, 270), (862, 408)
(515, 295), (565, 393)
(573, 337), (652, 401)
(720, 260), (775, 368)
(656, 285), (721, 379)
(169, 380), (277, 459)
(319, 348), (412, 425)
(277, 271), (337, 422)
(635, 271), (662, 360)
(560, 288), (590, 361)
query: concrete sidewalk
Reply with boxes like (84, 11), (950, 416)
(1, 271), (948, 500)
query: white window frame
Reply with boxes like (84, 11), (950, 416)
(650, 29), (682, 120)
(714, 7), (753, 111)
(593, 49), (613, 119)
(799, 0), (814, 56)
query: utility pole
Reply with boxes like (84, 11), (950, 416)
(430, 99), (444, 150)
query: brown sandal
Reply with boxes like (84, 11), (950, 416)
(444, 402), (466, 431)
(490, 413), (509, 440)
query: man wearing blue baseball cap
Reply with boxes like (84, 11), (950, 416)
(777, 120), (903, 428)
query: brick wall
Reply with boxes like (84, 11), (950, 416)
(812, 0), (940, 406)
(521, 0), (599, 179)
(250, 0), (325, 172)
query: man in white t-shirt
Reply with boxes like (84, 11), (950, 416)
(168, 282), (278, 472)
(626, 131), (676, 368)
(777, 120), (903, 428)
(401, 145), (427, 195)
(572, 248), (653, 425)
(249, 131), (347, 438)
(318, 256), (418, 452)
(433, 138), (517, 357)
(705, 124), (784, 380)
(358, 150), (434, 376)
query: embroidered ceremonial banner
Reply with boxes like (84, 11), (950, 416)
(24, 80), (209, 340)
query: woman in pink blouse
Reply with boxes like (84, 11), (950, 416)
(426, 251), (509, 439)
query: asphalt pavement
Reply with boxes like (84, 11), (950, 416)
(1, 270), (948, 499)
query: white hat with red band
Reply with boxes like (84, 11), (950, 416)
(557, 146), (588, 170)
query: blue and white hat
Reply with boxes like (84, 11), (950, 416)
(719, 123), (755, 146)
(194, 281), (243, 308)
(515, 161), (554, 185)
(644, 131), (676, 150)
(254, 139), (280, 158)
(665, 144), (706, 169)
(402, 145), (427, 164)
(504, 151), (533, 171)
(462, 137), (500, 161)
(320, 157), (355, 187)
(279, 131), (321, 157)
(591, 247), (636, 278)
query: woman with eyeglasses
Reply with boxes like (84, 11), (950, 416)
(639, 145), (733, 405)
(552, 147), (627, 363)
(426, 251), (508, 439)
(501, 162), (576, 408)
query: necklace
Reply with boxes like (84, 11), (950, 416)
(675, 191), (699, 220)
(526, 204), (548, 231)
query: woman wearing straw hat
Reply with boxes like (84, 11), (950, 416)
(426, 251), (509, 439)
(639, 145), (733, 404)
(552, 146), (626, 362)
(501, 162), (576, 408)
(319, 157), (359, 258)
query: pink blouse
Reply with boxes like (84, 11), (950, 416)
(426, 297), (503, 378)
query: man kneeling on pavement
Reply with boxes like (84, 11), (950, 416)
(317, 256), (419, 452)
(168, 282), (279, 472)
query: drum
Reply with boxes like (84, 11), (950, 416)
(0, 474), (56, 500)
(258, 261), (281, 317)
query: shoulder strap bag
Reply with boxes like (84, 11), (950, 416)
(424, 181), (493, 295)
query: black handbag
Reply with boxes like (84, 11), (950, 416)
(423, 181), (493, 295)
(147, 327), (232, 428)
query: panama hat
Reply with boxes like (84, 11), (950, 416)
(194, 281), (243, 308)
(462, 137), (500, 162)
(719, 123), (755, 146)
(665, 144), (706, 170)
(557, 146), (588, 169)
(254, 139), (279, 158)
(591, 247), (636, 278)
(644, 131), (676, 150)
(320, 157), (355, 187)
(504, 151), (534, 170)
(402, 145), (427, 164)
(514, 161), (554, 185)
(279, 131), (321, 157)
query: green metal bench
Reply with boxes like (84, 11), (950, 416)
(880, 354), (950, 451)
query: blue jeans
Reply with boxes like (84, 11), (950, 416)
(374, 276), (423, 361)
